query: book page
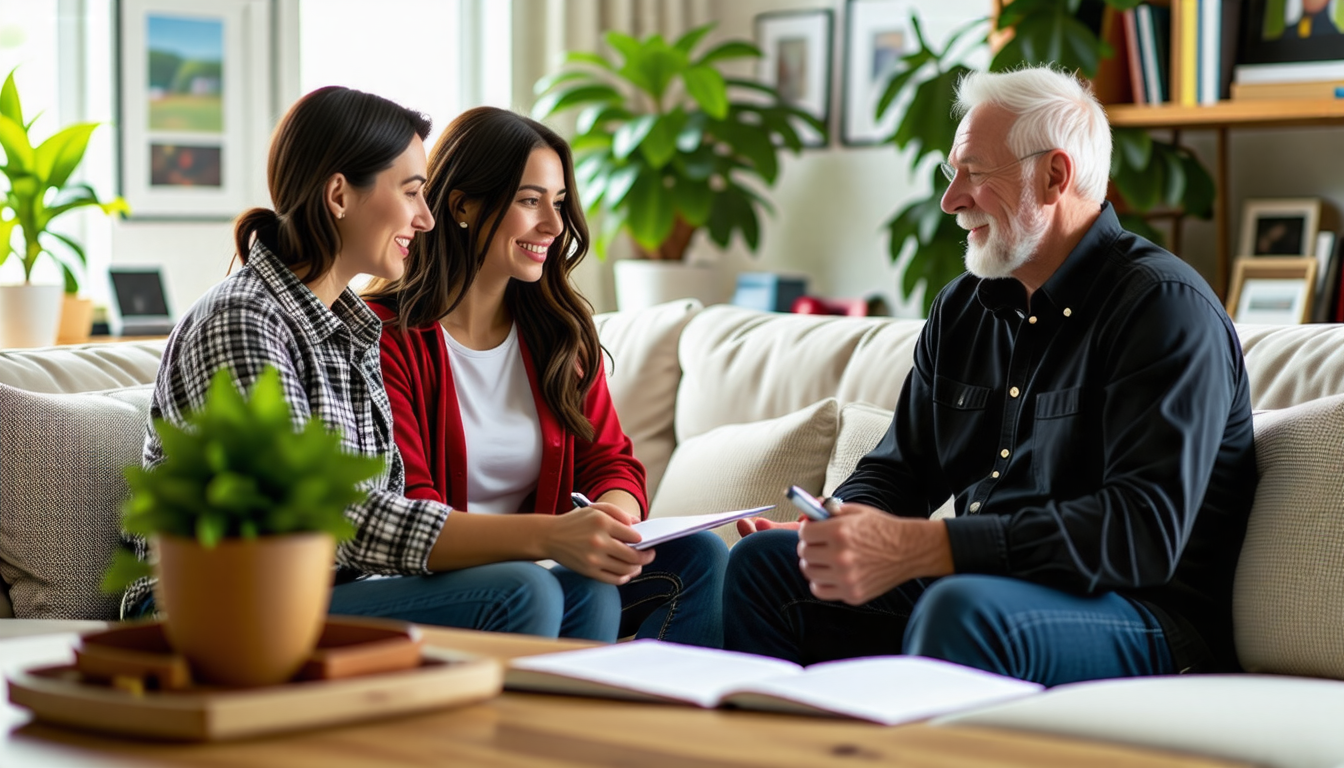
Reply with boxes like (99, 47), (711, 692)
(630, 506), (773, 550)
(721, 656), (1043, 726)
(507, 640), (801, 708)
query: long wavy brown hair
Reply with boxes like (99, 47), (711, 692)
(365, 107), (600, 441)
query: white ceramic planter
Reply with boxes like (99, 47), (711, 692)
(613, 260), (723, 311)
(0, 284), (64, 348)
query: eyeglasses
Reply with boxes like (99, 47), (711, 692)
(939, 149), (1056, 186)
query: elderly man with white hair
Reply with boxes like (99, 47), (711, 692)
(723, 66), (1256, 686)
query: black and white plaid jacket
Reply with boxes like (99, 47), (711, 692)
(120, 241), (449, 617)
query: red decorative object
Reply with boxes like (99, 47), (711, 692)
(790, 296), (869, 316)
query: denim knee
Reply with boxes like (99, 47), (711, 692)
(725, 528), (799, 585)
(903, 575), (1001, 658)
(474, 561), (567, 637)
(669, 530), (729, 582)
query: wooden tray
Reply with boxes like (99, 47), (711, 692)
(7, 646), (502, 741)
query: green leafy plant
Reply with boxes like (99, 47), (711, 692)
(0, 67), (128, 292)
(532, 23), (826, 260)
(102, 366), (384, 592)
(880, 3), (1215, 315)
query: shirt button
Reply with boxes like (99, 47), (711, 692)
(1009, 386), (1020, 398)
(1063, 307), (1073, 317)
(1028, 316), (1038, 324)
(991, 471), (1000, 478)
(969, 501), (981, 512)
(1000, 449), (1010, 458)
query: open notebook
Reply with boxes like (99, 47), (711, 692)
(506, 640), (1043, 726)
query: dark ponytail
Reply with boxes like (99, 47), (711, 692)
(233, 86), (431, 282)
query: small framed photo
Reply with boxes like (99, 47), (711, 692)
(1238, 198), (1322, 257)
(756, 9), (833, 148)
(116, 0), (272, 219)
(1226, 256), (1318, 324)
(842, 0), (913, 146)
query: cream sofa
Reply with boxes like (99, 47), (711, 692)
(3, 300), (1344, 688)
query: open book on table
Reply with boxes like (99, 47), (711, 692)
(505, 640), (1043, 726)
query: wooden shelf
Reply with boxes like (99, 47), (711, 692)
(1108, 99), (1344, 130)
(1105, 98), (1344, 302)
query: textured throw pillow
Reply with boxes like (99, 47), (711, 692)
(1234, 393), (1344, 678)
(0, 385), (153, 619)
(649, 398), (838, 546)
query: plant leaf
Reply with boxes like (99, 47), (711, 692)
(564, 50), (616, 71)
(0, 69), (21, 126)
(624, 170), (675, 251)
(683, 65), (728, 119)
(695, 40), (762, 67)
(533, 69), (594, 96)
(639, 110), (685, 168)
(673, 23), (714, 55)
(531, 84), (622, 120)
(671, 176), (713, 228)
(612, 114), (657, 160)
(36, 122), (97, 187)
(0, 114), (34, 172)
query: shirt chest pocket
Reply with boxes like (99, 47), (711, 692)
(1033, 385), (1086, 489)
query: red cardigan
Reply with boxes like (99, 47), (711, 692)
(369, 301), (648, 518)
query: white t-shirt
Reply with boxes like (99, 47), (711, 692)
(443, 324), (542, 514)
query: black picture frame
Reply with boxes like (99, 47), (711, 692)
(755, 9), (834, 148)
(1239, 0), (1344, 67)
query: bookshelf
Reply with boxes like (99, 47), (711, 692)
(1106, 99), (1344, 300)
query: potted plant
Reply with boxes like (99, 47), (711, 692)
(104, 366), (384, 687)
(532, 23), (825, 309)
(876, 8), (1214, 316)
(0, 67), (127, 347)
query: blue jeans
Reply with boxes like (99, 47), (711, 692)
(723, 529), (1174, 686)
(618, 531), (727, 647)
(329, 561), (619, 641)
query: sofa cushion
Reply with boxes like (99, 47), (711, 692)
(1234, 393), (1344, 678)
(649, 398), (838, 546)
(0, 384), (152, 620)
(822, 402), (893, 496)
(0, 340), (165, 394)
(594, 299), (702, 500)
(675, 306), (922, 444)
(1238, 324), (1344, 410)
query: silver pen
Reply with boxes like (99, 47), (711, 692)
(570, 492), (595, 509)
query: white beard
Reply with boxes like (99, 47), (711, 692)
(959, 185), (1048, 279)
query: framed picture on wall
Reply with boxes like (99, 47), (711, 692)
(755, 9), (833, 148)
(1238, 198), (1322, 257)
(1238, 0), (1344, 72)
(1226, 256), (1317, 324)
(116, 0), (271, 219)
(842, 0), (913, 146)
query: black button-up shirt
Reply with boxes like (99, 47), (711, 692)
(835, 203), (1257, 671)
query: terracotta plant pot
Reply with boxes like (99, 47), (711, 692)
(153, 532), (335, 687)
(56, 295), (94, 345)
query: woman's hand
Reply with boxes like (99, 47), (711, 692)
(736, 516), (804, 538)
(542, 507), (653, 584)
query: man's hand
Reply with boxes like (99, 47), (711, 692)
(797, 502), (954, 605)
(736, 516), (804, 538)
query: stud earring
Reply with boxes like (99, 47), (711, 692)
(338, 212), (345, 220)
(459, 221), (468, 229)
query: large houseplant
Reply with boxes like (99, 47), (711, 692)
(532, 24), (824, 307)
(878, 3), (1214, 315)
(105, 366), (384, 687)
(0, 67), (127, 347)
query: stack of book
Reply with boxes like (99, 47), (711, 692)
(1113, 0), (1242, 106)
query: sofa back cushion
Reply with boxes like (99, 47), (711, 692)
(1234, 393), (1344, 678)
(1238, 324), (1344, 410)
(593, 300), (702, 499)
(0, 340), (165, 394)
(675, 306), (924, 444)
(0, 385), (152, 619)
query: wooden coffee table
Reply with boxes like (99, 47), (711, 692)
(2, 626), (1250, 767)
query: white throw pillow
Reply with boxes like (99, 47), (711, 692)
(1234, 393), (1344, 678)
(0, 385), (152, 619)
(649, 398), (838, 546)
(823, 401), (894, 496)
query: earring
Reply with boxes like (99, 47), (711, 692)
(458, 221), (468, 228)
(338, 212), (345, 220)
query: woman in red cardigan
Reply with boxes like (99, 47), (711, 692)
(364, 107), (727, 646)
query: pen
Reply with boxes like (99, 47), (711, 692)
(571, 492), (595, 509)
